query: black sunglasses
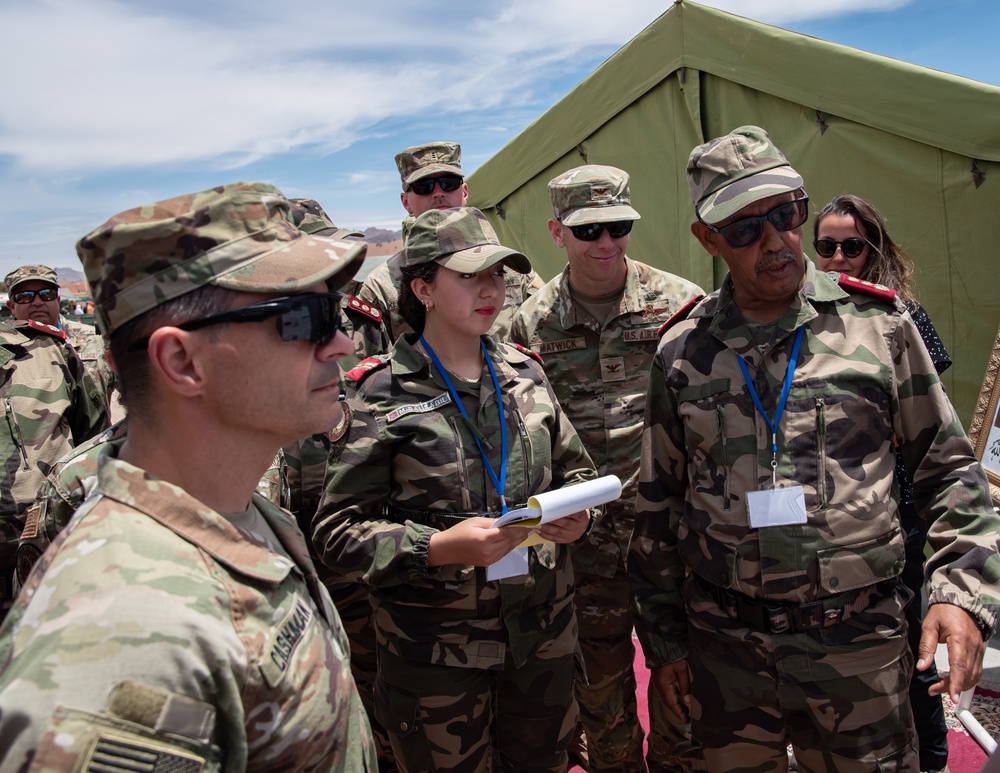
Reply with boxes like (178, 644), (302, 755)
(567, 220), (634, 242)
(813, 237), (867, 259)
(128, 292), (344, 351)
(408, 175), (464, 196)
(12, 287), (59, 304)
(702, 195), (809, 249)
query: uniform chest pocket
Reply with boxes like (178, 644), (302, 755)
(678, 379), (756, 513)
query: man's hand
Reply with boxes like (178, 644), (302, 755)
(917, 603), (988, 702)
(650, 660), (691, 723)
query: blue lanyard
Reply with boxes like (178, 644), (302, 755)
(420, 336), (509, 514)
(736, 326), (805, 484)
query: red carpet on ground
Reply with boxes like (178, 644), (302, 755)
(569, 650), (995, 772)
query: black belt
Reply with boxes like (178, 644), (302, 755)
(694, 574), (897, 634)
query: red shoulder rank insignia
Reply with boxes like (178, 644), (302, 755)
(327, 402), (351, 443)
(345, 295), (383, 323)
(837, 273), (896, 302)
(344, 356), (388, 385)
(657, 294), (705, 337)
(511, 342), (542, 364)
(27, 320), (67, 341)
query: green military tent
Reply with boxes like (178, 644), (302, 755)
(466, 0), (1000, 426)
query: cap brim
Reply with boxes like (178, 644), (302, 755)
(561, 205), (641, 226)
(436, 244), (531, 275)
(404, 164), (464, 187)
(312, 226), (365, 240)
(697, 167), (804, 225)
(212, 234), (368, 295)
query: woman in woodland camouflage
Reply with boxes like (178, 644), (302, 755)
(313, 207), (597, 773)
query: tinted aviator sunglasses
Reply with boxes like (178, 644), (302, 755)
(12, 287), (59, 304)
(567, 220), (634, 241)
(702, 195), (810, 249)
(128, 292), (344, 351)
(813, 237), (868, 259)
(408, 175), (464, 196)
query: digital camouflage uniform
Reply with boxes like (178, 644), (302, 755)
(512, 257), (703, 773)
(630, 261), (1000, 771)
(0, 450), (377, 773)
(60, 314), (116, 407)
(0, 320), (108, 618)
(0, 181), (376, 771)
(13, 419), (290, 594)
(314, 333), (598, 773)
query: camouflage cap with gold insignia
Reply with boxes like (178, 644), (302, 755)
(288, 198), (365, 240)
(687, 125), (804, 225)
(403, 207), (531, 275)
(548, 165), (641, 226)
(395, 141), (463, 189)
(4, 264), (59, 292)
(76, 182), (367, 336)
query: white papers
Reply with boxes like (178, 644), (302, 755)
(486, 475), (622, 581)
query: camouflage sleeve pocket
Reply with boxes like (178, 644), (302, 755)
(27, 703), (220, 773)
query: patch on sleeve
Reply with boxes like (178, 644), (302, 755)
(27, 319), (67, 341)
(327, 402), (351, 443)
(837, 273), (897, 302)
(346, 294), (383, 322)
(386, 393), (452, 423)
(657, 294), (705, 336)
(262, 593), (314, 687)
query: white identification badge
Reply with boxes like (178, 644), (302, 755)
(746, 486), (807, 528)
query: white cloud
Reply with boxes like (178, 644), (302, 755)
(0, 0), (916, 175)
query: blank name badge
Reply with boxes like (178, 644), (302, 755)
(747, 486), (807, 528)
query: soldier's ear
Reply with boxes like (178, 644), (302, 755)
(547, 219), (566, 249)
(145, 327), (208, 398)
(410, 277), (432, 306)
(690, 221), (720, 257)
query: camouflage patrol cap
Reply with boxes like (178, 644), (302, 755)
(288, 198), (364, 240)
(687, 125), (804, 225)
(4, 264), (59, 292)
(76, 182), (368, 336)
(395, 142), (463, 189)
(548, 165), (641, 226)
(403, 207), (531, 275)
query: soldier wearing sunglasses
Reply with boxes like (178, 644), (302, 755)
(356, 141), (543, 352)
(0, 182), (377, 772)
(630, 125), (1000, 772)
(4, 264), (116, 406)
(512, 165), (704, 773)
(0, 267), (109, 623)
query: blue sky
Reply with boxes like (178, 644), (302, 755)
(0, 0), (996, 278)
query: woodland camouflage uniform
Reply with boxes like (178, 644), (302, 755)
(315, 333), (597, 772)
(0, 319), (108, 618)
(630, 126), (1000, 772)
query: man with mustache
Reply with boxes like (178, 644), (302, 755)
(630, 125), (1000, 772)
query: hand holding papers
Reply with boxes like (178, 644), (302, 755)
(486, 475), (622, 581)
